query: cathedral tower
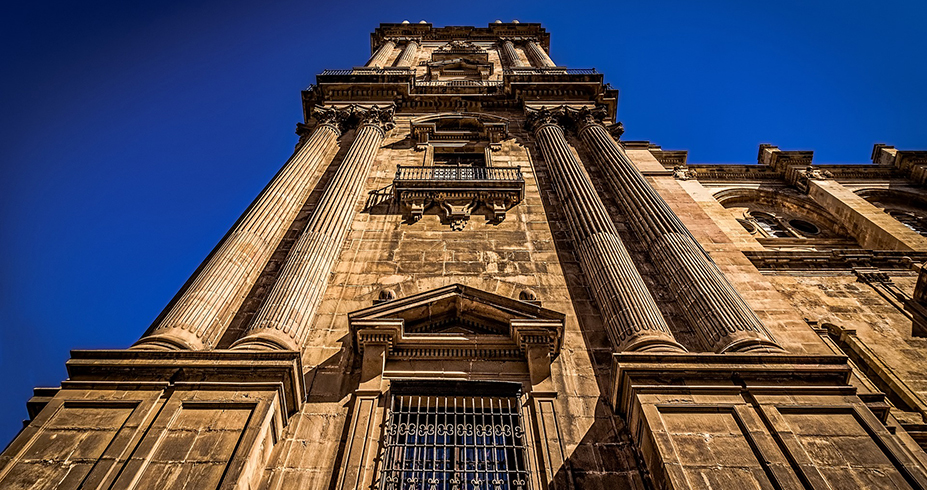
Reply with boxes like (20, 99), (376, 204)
(3, 22), (927, 490)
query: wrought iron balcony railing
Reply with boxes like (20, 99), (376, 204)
(413, 80), (504, 88)
(395, 165), (523, 182)
(503, 68), (597, 75)
(393, 166), (526, 228)
(319, 68), (413, 76)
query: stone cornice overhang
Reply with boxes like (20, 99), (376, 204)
(743, 250), (927, 272)
(303, 71), (618, 122)
(684, 163), (901, 183)
(609, 353), (853, 417)
(371, 22), (551, 53)
(63, 350), (306, 419)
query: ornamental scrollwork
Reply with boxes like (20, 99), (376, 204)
(525, 106), (568, 133)
(358, 104), (396, 133)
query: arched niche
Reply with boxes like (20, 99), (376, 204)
(856, 188), (927, 237)
(714, 188), (853, 241)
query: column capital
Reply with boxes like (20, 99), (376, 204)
(308, 106), (351, 135)
(527, 105), (622, 136)
(356, 104), (396, 135)
(311, 104), (396, 135)
(525, 106), (568, 134)
(570, 105), (610, 135)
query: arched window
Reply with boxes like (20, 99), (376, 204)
(888, 210), (927, 236)
(752, 212), (791, 238)
(788, 219), (821, 237)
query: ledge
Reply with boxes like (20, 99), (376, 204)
(609, 353), (853, 416)
(65, 349), (306, 418)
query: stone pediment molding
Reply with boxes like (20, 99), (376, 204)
(410, 112), (508, 149)
(349, 284), (564, 360)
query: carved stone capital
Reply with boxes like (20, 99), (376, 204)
(357, 104), (396, 134)
(311, 106), (350, 134)
(525, 106), (567, 134)
(571, 105), (610, 135)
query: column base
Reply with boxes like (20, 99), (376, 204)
(130, 329), (203, 350)
(621, 334), (688, 354)
(719, 337), (786, 354)
(230, 330), (299, 351)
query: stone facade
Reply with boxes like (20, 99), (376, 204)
(2, 22), (927, 490)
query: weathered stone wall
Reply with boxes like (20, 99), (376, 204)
(259, 112), (646, 489)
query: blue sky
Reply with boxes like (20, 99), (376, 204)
(1, 0), (925, 446)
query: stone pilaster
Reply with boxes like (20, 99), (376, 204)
(525, 40), (555, 67)
(232, 106), (395, 351)
(500, 39), (525, 68)
(527, 108), (685, 353)
(395, 40), (419, 67)
(133, 110), (346, 350)
(573, 107), (782, 353)
(365, 40), (396, 68)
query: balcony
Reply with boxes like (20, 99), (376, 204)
(393, 165), (525, 230)
(503, 68), (598, 75)
(395, 165), (522, 182)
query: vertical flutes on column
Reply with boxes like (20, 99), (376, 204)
(232, 106), (395, 351)
(500, 39), (525, 68)
(395, 40), (419, 68)
(525, 40), (556, 67)
(528, 108), (686, 353)
(133, 110), (346, 350)
(573, 106), (783, 353)
(365, 40), (396, 68)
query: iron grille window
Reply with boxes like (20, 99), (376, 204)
(380, 382), (529, 490)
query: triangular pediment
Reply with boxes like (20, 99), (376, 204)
(349, 284), (564, 358)
(350, 284), (561, 330)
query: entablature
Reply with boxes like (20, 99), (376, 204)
(304, 69), (617, 119)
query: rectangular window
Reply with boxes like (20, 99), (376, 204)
(380, 382), (529, 490)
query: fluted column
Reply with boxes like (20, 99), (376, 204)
(233, 106), (395, 351)
(134, 110), (346, 350)
(500, 39), (525, 68)
(528, 109), (685, 353)
(365, 40), (396, 68)
(525, 40), (556, 67)
(395, 40), (419, 67)
(574, 107), (783, 353)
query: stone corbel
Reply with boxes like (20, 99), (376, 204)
(353, 319), (400, 356)
(408, 197), (426, 222)
(672, 165), (696, 181)
(511, 319), (562, 391)
(441, 198), (478, 231)
(788, 165), (833, 194)
(607, 121), (625, 139)
(412, 124), (433, 150)
(488, 197), (509, 222)
(486, 123), (507, 150)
